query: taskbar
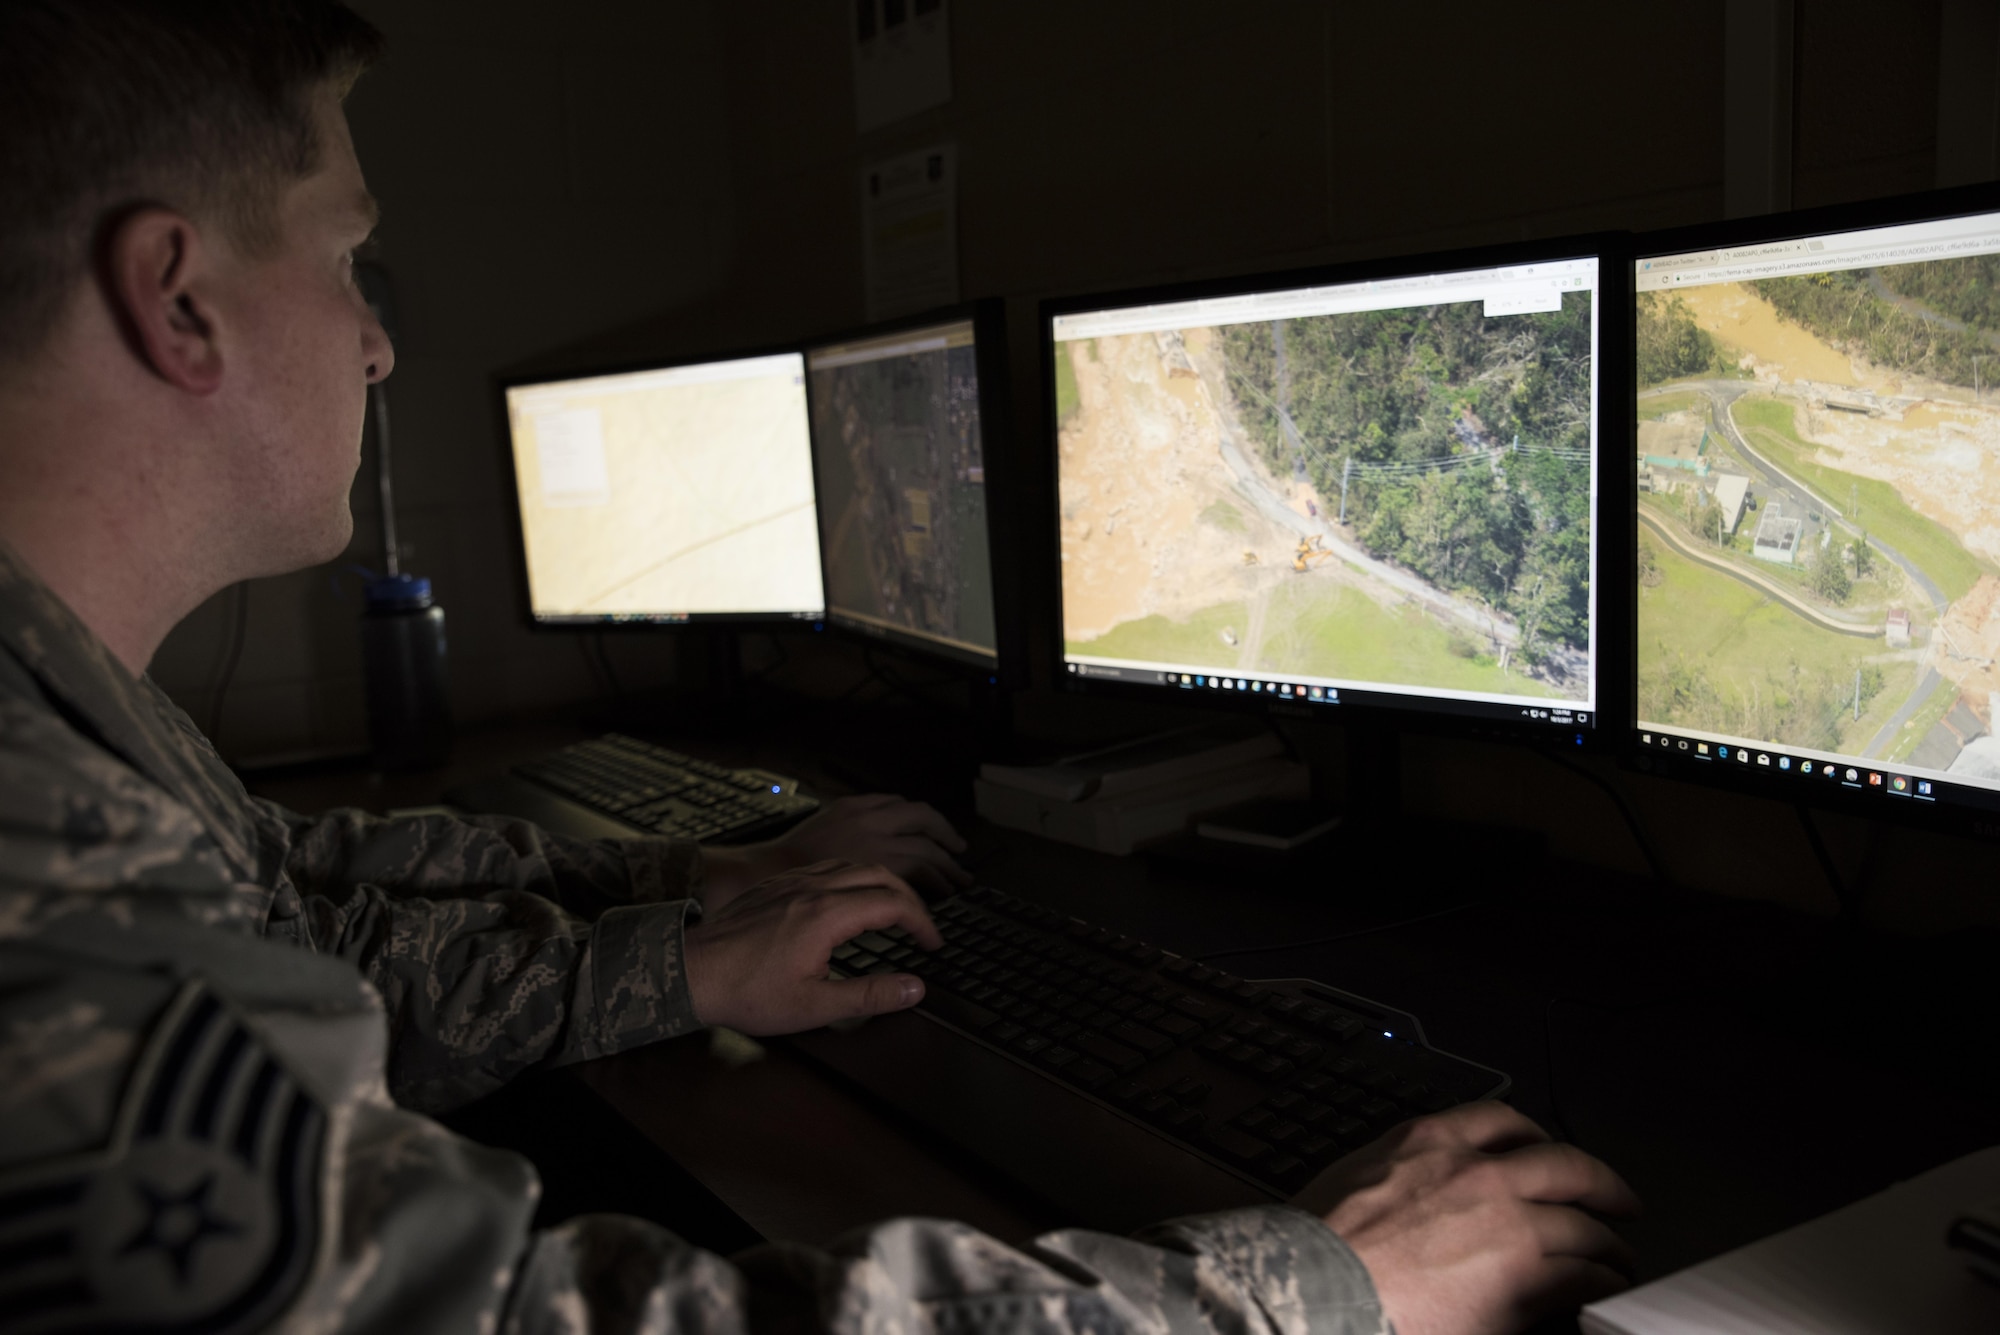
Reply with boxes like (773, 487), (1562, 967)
(1633, 726), (2000, 815)
(537, 609), (825, 627)
(1068, 660), (1596, 731)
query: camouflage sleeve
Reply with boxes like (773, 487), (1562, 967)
(293, 877), (700, 1112)
(509, 1207), (1387, 1335)
(0, 910), (1385, 1335)
(252, 799), (705, 919)
(242, 803), (713, 1111)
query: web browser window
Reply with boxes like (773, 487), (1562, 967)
(806, 319), (997, 664)
(505, 353), (824, 623)
(1634, 208), (2000, 802)
(1053, 256), (1601, 726)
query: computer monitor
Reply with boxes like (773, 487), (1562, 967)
(804, 308), (1002, 669)
(1630, 186), (2000, 836)
(501, 351), (825, 625)
(1044, 238), (1626, 742)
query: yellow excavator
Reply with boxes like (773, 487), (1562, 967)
(1292, 534), (1334, 573)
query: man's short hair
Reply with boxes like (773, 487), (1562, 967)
(0, 1), (386, 363)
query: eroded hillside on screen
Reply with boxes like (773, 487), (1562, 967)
(1057, 295), (1593, 702)
(1637, 261), (2000, 776)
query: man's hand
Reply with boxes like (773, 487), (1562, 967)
(684, 859), (944, 1035)
(1294, 1102), (1640, 1335)
(700, 794), (970, 910)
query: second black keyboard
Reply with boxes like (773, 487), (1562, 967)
(831, 885), (1507, 1197)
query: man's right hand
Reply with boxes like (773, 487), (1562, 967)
(1293, 1102), (1640, 1335)
(684, 859), (942, 1036)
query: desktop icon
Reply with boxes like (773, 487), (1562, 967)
(1846, 768), (1859, 781)
(1677, 739), (1689, 750)
(1697, 742), (1710, 756)
(1779, 756), (1791, 770)
(1642, 733), (1652, 745)
(1890, 775), (1910, 793)
(1757, 753), (1770, 766)
(1801, 761), (1813, 774)
(1222, 678), (1234, 690)
(1308, 686), (1323, 700)
(1868, 772), (1883, 787)
(1738, 749), (1750, 763)
(1918, 780), (1934, 796)
(1718, 746), (1729, 760)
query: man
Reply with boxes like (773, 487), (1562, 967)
(0, 4), (1640, 1333)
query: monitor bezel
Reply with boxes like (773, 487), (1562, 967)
(799, 299), (1022, 682)
(1623, 181), (2000, 841)
(494, 340), (828, 633)
(1036, 231), (1635, 747)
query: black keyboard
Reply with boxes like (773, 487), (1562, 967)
(513, 734), (819, 843)
(831, 886), (1507, 1197)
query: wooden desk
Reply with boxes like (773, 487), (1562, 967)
(574, 1031), (1056, 1245)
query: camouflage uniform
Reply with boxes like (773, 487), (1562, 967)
(0, 542), (1387, 1334)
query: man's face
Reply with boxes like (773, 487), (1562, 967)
(218, 87), (392, 575)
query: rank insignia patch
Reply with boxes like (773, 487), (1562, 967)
(0, 983), (326, 1333)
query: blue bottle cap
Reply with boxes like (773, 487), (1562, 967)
(363, 572), (433, 610)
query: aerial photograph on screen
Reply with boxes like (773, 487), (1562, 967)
(809, 339), (997, 655)
(509, 368), (823, 617)
(1636, 254), (2000, 777)
(1058, 293), (1594, 702)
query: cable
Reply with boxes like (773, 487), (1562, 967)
(205, 582), (250, 748)
(1795, 803), (1861, 923)
(1537, 746), (1675, 890)
(593, 633), (623, 700)
(1193, 900), (1485, 963)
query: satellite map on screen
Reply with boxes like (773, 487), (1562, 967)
(1058, 290), (1596, 704)
(808, 324), (997, 658)
(507, 358), (824, 619)
(1637, 250), (2000, 780)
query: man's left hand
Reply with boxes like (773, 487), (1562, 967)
(698, 793), (971, 910)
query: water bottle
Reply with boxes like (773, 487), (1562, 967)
(361, 572), (452, 771)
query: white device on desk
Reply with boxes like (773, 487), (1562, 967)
(1582, 1146), (2000, 1334)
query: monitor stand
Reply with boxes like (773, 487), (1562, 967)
(585, 627), (753, 739)
(1143, 715), (1540, 909)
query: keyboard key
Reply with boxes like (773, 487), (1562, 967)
(1299, 1134), (1337, 1161)
(1268, 1091), (1304, 1113)
(1196, 1034), (1234, 1057)
(1237, 1108), (1273, 1132)
(1266, 1120), (1303, 1145)
(1253, 1056), (1298, 1082)
(917, 990), (999, 1031)
(1172, 995), (1228, 1025)
(1166, 1107), (1205, 1134)
(1107, 1081), (1147, 1106)
(1072, 1034), (1144, 1073)
(1135, 1093), (1174, 1121)
(1263, 1154), (1305, 1182)
(1154, 1014), (1200, 1039)
(1203, 1125), (1272, 1166)
(1068, 1060), (1113, 1089)
(1108, 1022), (1173, 1056)
(991, 1022), (1024, 1044)
(1041, 1046), (1078, 1070)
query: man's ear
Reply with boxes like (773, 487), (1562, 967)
(102, 207), (225, 395)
